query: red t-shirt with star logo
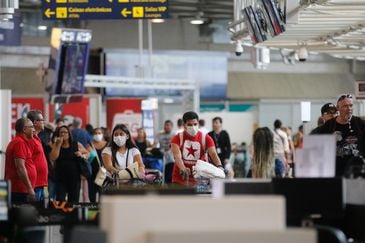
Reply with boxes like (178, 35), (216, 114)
(170, 130), (215, 185)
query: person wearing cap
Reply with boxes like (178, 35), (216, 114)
(315, 94), (365, 176)
(310, 102), (338, 134)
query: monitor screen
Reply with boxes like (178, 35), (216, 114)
(242, 6), (267, 44)
(272, 178), (345, 227)
(258, 0), (285, 37)
(54, 42), (89, 95)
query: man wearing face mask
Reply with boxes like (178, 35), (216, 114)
(170, 111), (223, 186)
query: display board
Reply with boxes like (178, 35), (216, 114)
(42, 0), (169, 20)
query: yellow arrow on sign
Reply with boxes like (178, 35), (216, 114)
(121, 8), (131, 17)
(45, 8), (55, 18)
(46, 0), (51, 3)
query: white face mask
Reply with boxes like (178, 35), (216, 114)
(93, 134), (103, 142)
(186, 125), (199, 137)
(113, 135), (127, 147)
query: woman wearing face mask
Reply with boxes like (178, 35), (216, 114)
(170, 111), (223, 186)
(87, 127), (108, 202)
(102, 124), (145, 179)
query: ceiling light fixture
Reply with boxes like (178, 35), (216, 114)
(151, 18), (165, 24)
(38, 25), (47, 31)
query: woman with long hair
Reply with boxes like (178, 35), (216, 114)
(49, 125), (90, 202)
(251, 127), (275, 178)
(135, 127), (152, 157)
(102, 124), (145, 176)
(88, 127), (108, 202)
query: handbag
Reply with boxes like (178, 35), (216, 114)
(92, 143), (108, 187)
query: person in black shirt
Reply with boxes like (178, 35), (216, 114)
(208, 117), (234, 178)
(311, 102), (338, 134)
(316, 94), (365, 176)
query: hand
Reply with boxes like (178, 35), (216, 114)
(224, 163), (234, 179)
(217, 165), (224, 171)
(55, 137), (63, 146)
(179, 168), (191, 181)
(74, 151), (83, 158)
(27, 190), (36, 202)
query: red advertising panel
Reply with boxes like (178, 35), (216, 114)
(106, 98), (142, 137)
(11, 97), (45, 135)
(49, 97), (90, 127)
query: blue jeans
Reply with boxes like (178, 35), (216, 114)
(275, 158), (285, 178)
(35, 187), (45, 201)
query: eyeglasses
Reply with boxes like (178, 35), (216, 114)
(36, 119), (45, 122)
(337, 94), (353, 103)
(24, 125), (34, 129)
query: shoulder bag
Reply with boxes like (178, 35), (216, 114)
(93, 144), (108, 187)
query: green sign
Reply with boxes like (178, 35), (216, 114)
(200, 104), (225, 112)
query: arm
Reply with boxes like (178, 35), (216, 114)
(102, 152), (119, 173)
(224, 132), (231, 165)
(133, 153), (145, 174)
(75, 142), (90, 160)
(207, 146), (222, 167)
(14, 158), (35, 199)
(171, 143), (186, 171)
(49, 137), (63, 161)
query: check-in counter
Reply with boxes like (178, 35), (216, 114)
(100, 195), (297, 243)
(143, 229), (316, 243)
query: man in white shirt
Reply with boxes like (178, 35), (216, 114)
(273, 119), (290, 177)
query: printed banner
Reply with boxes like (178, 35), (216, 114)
(11, 97), (45, 136)
(106, 98), (142, 137)
(49, 97), (90, 127)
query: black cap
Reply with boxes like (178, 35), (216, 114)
(321, 103), (337, 115)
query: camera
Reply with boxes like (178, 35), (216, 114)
(297, 47), (308, 62)
(235, 40), (244, 56)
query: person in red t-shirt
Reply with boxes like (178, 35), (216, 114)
(5, 118), (37, 203)
(170, 111), (223, 186)
(27, 110), (48, 201)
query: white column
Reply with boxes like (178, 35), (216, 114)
(0, 90), (11, 179)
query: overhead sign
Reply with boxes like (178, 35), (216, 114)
(42, 0), (169, 20)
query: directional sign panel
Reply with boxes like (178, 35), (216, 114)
(42, 0), (169, 20)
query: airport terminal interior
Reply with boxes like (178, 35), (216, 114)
(1, 0), (365, 242)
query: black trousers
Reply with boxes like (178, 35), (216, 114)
(56, 179), (81, 203)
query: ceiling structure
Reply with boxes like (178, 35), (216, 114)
(228, 0), (365, 60)
(169, 0), (234, 20)
(16, 0), (365, 60)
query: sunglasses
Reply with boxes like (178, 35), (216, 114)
(337, 94), (353, 103)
